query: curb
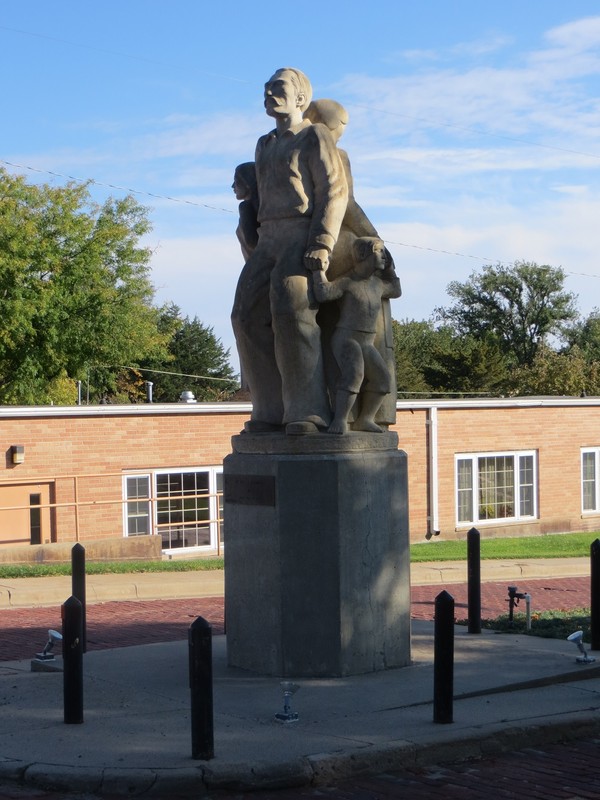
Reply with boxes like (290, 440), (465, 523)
(5, 712), (600, 797)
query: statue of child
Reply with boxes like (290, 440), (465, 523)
(312, 237), (401, 434)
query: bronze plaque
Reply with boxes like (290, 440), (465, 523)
(224, 474), (276, 506)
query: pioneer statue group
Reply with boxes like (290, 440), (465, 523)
(231, 67), (401, 437)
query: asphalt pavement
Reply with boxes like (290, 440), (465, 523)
(0, 558), (598, 798)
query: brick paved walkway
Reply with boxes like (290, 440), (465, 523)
(0, 576), (590, 663)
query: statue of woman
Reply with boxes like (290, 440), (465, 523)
(232, 162), (259, 262)
(304, 99), (401, 426)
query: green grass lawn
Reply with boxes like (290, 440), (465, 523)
(0, 556), (225, 579)
(410, 532), (598, 562)
(0, 532), (597, 579)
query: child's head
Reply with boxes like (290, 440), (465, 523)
(352, 237), (386, 275)
(232, 162), (258, 204)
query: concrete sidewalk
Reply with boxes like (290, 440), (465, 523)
(0, 557), (590, 608)
(0, 557), (597, 797)
(0, 622), (599, 797)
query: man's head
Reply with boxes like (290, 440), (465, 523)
(264, 68), (312, 119)
(304, 99), (348, 143)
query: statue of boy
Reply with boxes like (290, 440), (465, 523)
(312, 237), (401, 434)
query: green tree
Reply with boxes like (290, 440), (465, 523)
(564, 309), (600, 363)
(507, 344), (600, 396)
(0, 168), (171, 403)
(424, 333), (508, 395)
(392, 319), (435, 396)
(392, 319), (508, 396)
(436, 262), (578, 368)
(147, 312), (238, 402)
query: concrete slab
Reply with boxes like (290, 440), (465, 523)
(0, 620), (599, 796)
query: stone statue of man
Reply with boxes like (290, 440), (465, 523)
(231, 68), (348, 435)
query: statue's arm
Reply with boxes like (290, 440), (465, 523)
(238, 200), (259, 251)
(305, 125), (348, 258)
(312, 270), (346, 303)
(381, 274), (402, 300)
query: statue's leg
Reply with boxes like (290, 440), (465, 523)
(268, 222), (331, 431)
(231, 247), (283, 427)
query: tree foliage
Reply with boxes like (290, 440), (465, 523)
(0, 168), (171, 403)
(392, 319), (508, 397)
(392, 319), (436, 396)
(436, 261), (578, 368)
(145, 309), (238, 402)
(507, 345), (600, 396)
(563, 309), (600, 363)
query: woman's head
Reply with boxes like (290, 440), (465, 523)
(233, 162), (258, 203)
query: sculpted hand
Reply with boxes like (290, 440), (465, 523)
(304, 247), (330, 271)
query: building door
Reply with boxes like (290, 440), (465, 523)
(0, 483), (54, 546)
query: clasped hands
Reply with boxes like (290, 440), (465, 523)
(303, 247), (330, 272)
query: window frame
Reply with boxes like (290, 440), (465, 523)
(581, 448), (600, 514)
(455, 450), (538, 527)
(123, 466), (223, 554)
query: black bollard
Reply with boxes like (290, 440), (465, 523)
(62, 595), (84, 724)
(71, 543), (86, 653)
(433, 590), (454, 724)
(591, 539), (600, 651)
(189, 616), (214, 760)
(467, 527), (481, 634)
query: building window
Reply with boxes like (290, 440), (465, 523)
(125, 475), (151, 536)
(582, 449), (600, 512)
(456, 451), (537, 526)
(123, 468), (222, 552)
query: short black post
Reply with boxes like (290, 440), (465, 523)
(189, 616), (214, 760)
(591, 539), (600, 651)
(71, 543), (86, 653)
(62, 595), (84, 724)
(467, 527), (481, 634)
(433, 590), (455, 724)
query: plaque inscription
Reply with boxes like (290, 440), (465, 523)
(224, 474), (276, 506)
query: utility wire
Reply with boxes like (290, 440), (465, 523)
(92, 364), (236, 383)
(0, 159), (234, 215)
(0, 24), (249, 84)
(3, 156), (600, 280)
(3, 24), (600, 162)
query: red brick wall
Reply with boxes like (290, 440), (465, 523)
(0, 409), (249, 544)
(0, 402), (598, 547)
(413, 405), (600, 541)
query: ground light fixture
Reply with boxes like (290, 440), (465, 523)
(36, 629), (63, 661)
(567, 630), (596, 664)
(275, 681), (300, 723)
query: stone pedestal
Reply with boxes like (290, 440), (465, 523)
(223, 431), (410, 677)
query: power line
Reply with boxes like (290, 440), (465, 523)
(0, 159), (234, 215)
(349, 103), (600, 162)
(2, 24), (598, 162)
(4, 155), (600, 281)
(384, 238), (495, 263)
(92, 364), (236, 383)
(0, 24), (249, 85)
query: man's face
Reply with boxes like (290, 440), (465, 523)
(264, 70), (300, 118)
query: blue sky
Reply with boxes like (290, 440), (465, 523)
(2, 2), (600, 372)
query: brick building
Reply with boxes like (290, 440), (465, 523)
(0, 397), (598, 560)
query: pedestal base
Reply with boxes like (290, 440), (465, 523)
(224, 433), (410, 677)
